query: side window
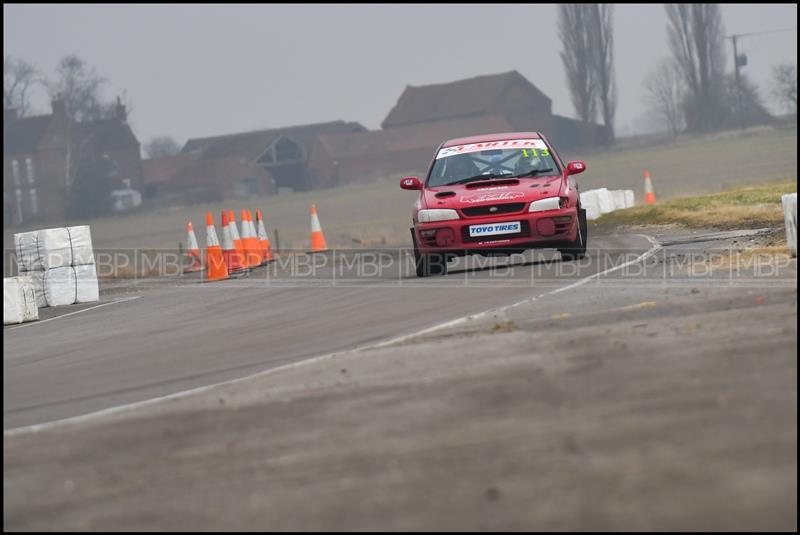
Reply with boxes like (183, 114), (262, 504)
(15, 188), (24, 223)
(12, 160), (21, 186)
(29, 188), (39, 215)
(25, 157), (34, 184)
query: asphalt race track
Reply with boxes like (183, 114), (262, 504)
(4, 233), (654, 430)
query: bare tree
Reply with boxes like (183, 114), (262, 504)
(665, 4), (727, 133)
(144, 136), (182, 159)
(721, 72), (775, 129)
(645, 59), (685, 139)
(588, 4), (617, 139)
(558, 4), (597, 124)
(45, 54), (108, 122)
(771, 63), (797, 114)
(4, 55), (41, 118)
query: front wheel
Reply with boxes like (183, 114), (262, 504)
(412, 229), (448, 277)
(415, 252), (448, 277)
(558, 208), (588, 261)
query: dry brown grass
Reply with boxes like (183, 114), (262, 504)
(595, 180), (797, 230)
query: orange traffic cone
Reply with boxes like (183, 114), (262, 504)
(227, 209), (249, 269)
(241, 209), (262, 267)
(221, 210), (247, 273)
(183, 220), (205, 273)
(247, 209), (263, 265)
(203, 211), (228, 282)
(310, 204), (328, 252)
(644, 169), (657, 205)
(256, 209), (273, 263)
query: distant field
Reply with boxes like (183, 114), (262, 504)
(3, 125), (796, 252)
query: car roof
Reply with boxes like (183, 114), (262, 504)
(441, 131), (543, 148)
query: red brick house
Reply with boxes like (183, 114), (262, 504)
(142, 153), (275, 206)
(3, 98), (142, 226)
(181, 121), (367, 193)
(308, 115), (514, 188)
(308, 71), (611, 189)
(381, 70), (611, 150)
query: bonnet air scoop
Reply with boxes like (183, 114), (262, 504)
(465, 179), (520, 189)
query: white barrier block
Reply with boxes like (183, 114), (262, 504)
(580, 190), (602, 220)
(595, 188), (615, 214)
(24, 264), (99, 308)
(3, 276), (39, 325)
(624, 190), (635, 208)
(610, 190), (628, 211)
(782, 193), (797, 257)
(14, 225), (95, 272)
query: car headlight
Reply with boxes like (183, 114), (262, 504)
(417, 209), (460, 223)
(529, 197), (561, 212)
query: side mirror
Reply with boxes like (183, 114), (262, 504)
(566, 161), (587, 176)
(400, 176), (423, 190)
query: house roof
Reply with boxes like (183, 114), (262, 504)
(4, 112), (138, 156)
(381, 70), (552, 129)
(141, 153), (200, 185)
(78, 118), (139, 151)
(3, 114), (53, 155)
(315, 115), (514, 160)
(161, 156), (272, 191)
(182, 120), (368, 161)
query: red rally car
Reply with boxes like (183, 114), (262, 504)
(400, 132), (588, 277)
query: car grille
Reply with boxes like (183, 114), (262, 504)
(461, 203), (526, 217)
(461, 220), (531, 242)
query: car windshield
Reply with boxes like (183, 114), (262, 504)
(427, 139), (560, 187)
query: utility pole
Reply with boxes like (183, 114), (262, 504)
(730, 34), (743, 130)
(725, 27), (796, 130)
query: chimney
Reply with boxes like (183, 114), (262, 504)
(51, 96), (66, 117)
(115, 96), (127, 122)
(4, 108), (17, 123)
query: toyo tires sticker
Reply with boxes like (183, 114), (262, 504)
(468, 221), (522, 237)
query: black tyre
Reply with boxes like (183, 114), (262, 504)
(558, 208), (588, 261)
(416, 252), (448, 277)
(412, 229), (448, 277)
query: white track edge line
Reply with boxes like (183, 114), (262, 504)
(4, 296), (142, 331)
(5, 235), (661, 436)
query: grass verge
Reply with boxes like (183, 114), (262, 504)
(593, 180), (797, 230)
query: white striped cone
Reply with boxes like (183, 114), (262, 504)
(221, 219), (235, 252)
(310, 204), (328, 252)
(228, 215), (242, 245)
(256, 215), (269, 264)
(203, 211), (228, 281)
(184, 220), (204, 273)
(206, 217), (220, 248)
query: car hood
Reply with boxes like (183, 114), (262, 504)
(422, 176), (565, 210)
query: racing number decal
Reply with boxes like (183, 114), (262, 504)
(522, 148), (550, 158)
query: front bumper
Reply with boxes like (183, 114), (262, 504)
(414, 207), (579, 255)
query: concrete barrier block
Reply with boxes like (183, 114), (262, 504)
(782, 193), (797, 257)
(624, 190), (635, 208)
(580, 190), (602, 220)
(596, 188), (615, 214)
(610, 190), (627, 211)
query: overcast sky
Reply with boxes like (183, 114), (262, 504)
(4, 4), (797, 145)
